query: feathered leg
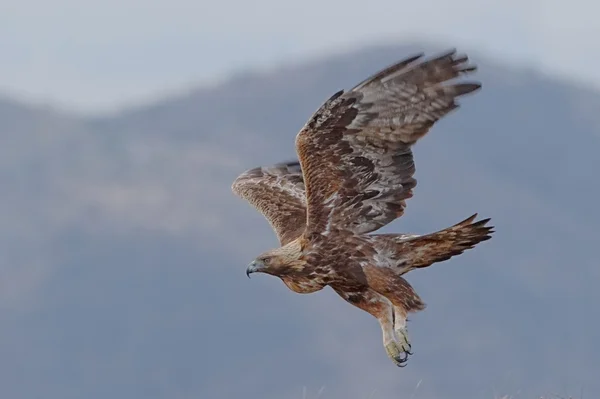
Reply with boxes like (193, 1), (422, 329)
(359, 266), (428, 362)
(331, 285), (412, 367)
(392, 305), (412, 358)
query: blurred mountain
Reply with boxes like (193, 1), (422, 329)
(0, 43), (598, 399)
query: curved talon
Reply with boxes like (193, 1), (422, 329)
(385, 341), (412, 367)
(396, 348), (412, 365)
(395, 356), (409, 367)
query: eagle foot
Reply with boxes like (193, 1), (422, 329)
(395, 326), (413, 356)
(384, 340), (411, 367)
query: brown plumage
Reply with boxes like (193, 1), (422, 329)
(232, 49), (494, 367)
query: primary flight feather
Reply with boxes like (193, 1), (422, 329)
(232, 49), (494, 367)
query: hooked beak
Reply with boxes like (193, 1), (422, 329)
(246, 260), (264, 279)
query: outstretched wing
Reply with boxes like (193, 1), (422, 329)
(232, 161), (307, 245)
(295, 49), (480, 236)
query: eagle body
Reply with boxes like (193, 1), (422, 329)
(233, 49), (493, 367)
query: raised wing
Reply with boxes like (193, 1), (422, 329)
(232, 161), (307, 245)
(295, 49), (480, 236)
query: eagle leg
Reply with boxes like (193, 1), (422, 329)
(331, 285), (413, 367)
(392, 306), (413, 356)
(381, 309), (413, 367)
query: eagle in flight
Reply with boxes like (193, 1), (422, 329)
(232, 49), (494, 367)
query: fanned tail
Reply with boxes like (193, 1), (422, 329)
(381, 214), (494, 275)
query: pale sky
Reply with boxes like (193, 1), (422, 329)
(1, 0), (598, 114)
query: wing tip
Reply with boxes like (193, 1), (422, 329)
(231, 159), (305, 197)
(351, 47), (480, 96)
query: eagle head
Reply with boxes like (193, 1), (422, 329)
(246, 239), (304, 278)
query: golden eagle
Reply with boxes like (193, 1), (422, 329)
(232, 49), (493, 367)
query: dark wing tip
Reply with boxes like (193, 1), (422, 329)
(428, 48), (479, 78)
(435, 47), (458, 58)
(401, 52), (426, 66)
(351, 47), (480, 96)
(454, 82), (482, 96)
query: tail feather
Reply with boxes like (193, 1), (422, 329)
(388, 213), (494, 275)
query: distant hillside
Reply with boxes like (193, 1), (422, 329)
(0, 43), (598, 399)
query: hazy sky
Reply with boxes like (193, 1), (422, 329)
(1, 0), (598, 114)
